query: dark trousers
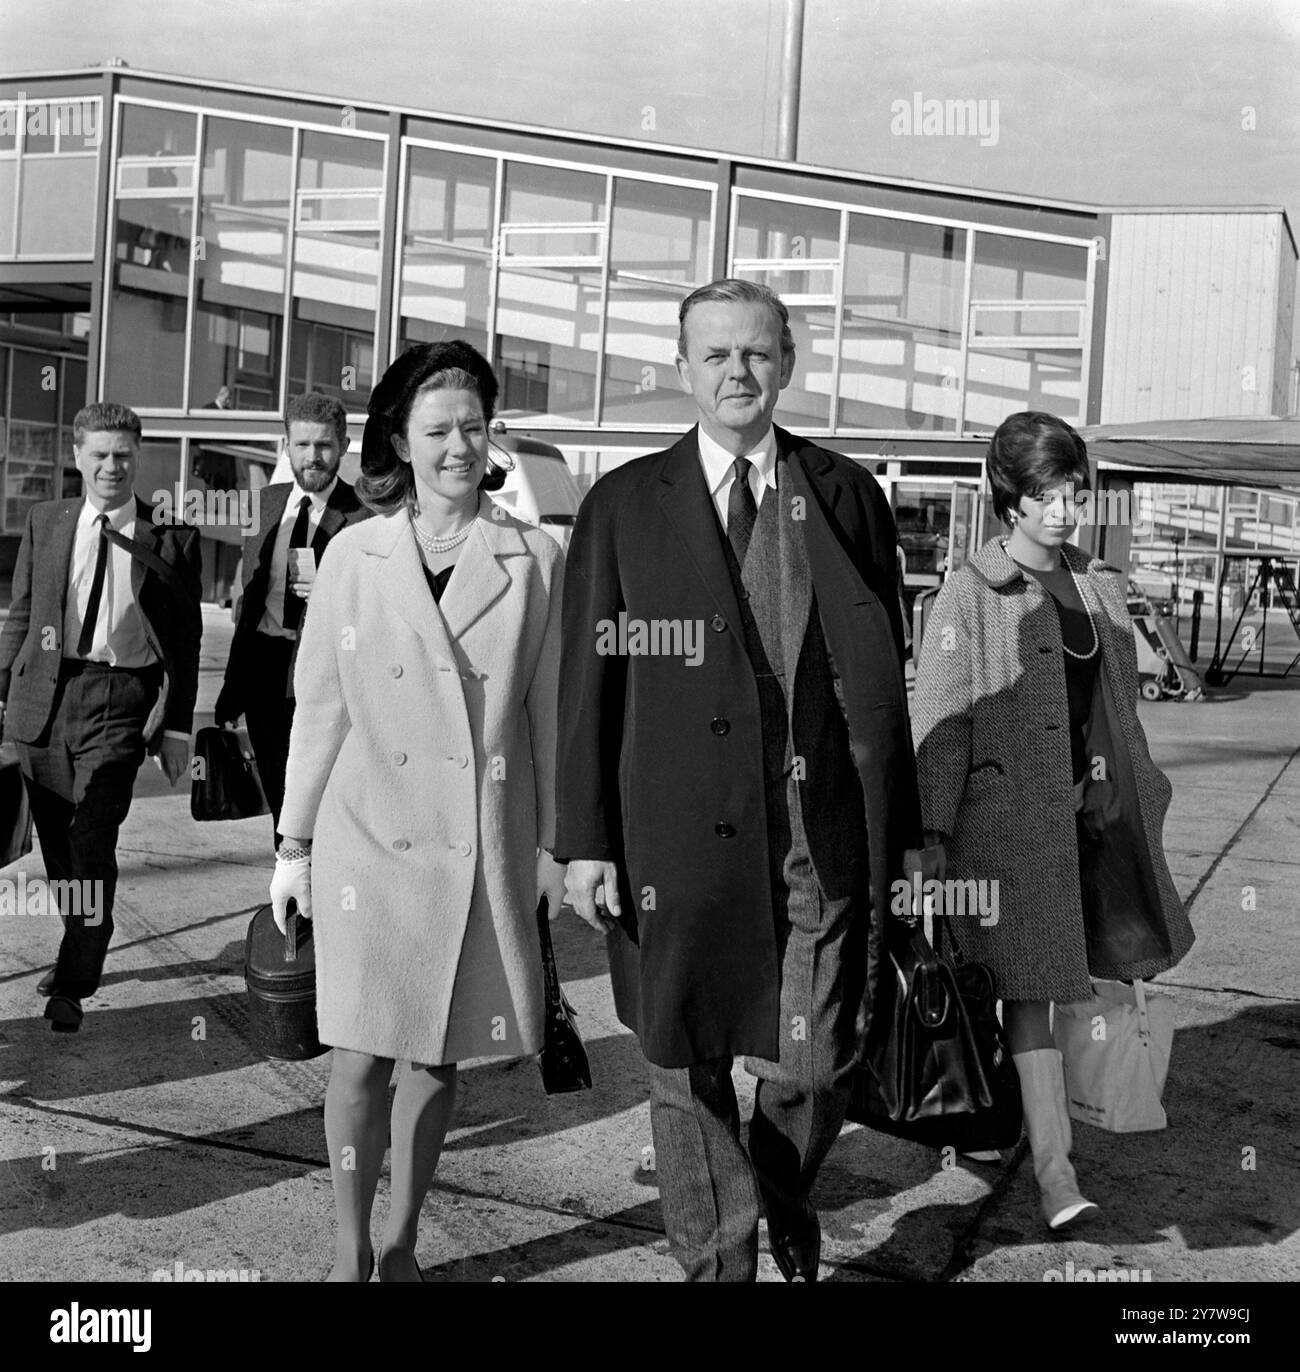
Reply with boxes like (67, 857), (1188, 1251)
(16, 660), (157, 998)
(647, 773), (867, 1281)
(241, 632), (296, 847)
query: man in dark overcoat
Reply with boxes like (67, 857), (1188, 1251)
(555, 279), (932, 1281)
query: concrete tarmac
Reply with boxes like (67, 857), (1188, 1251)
(1, 606), (1297, 1282)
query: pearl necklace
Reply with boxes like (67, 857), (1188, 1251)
(1060, 559), (1100, 661)
(1005, 539), (1099, 660)
(410, 511), (473, 554)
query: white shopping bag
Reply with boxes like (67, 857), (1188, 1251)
(1053, 979), (1173, 1132)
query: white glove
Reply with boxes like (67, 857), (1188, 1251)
(269, 855), (313, 934)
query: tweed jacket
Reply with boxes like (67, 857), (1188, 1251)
(278, 498), (563, 1064)
(0, 496), (202, 749)
(911, 537), (1193, 1001)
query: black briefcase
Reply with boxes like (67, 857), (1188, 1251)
(191, 726), (270, 822)
(0, 743), (33, 868)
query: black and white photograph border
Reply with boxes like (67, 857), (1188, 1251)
(0, 0), (1295, 1338)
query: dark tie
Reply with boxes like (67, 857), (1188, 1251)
(727, 456), (757, 567)
(283, 496), (312, 632)
(76, 514), (110, 657)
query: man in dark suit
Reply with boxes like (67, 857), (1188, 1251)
(556, 279), (939, 1281)
(215, 391), (369, 846)
(0, 402), (202, 1033)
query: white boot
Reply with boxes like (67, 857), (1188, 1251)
(1014, 1048), (1100, 1231)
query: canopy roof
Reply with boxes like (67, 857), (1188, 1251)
(1080, 417), (1300, 489)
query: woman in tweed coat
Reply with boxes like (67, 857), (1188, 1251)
(912, 411), (1193, 1232)
(270, 342), (566, 1281)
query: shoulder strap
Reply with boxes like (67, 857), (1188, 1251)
(102, 526), (190, 607)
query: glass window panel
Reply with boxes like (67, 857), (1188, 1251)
(119, 103), (197, 159)
(734, 197), (839, 262)
(290, 228), (380, 404)
(0, 161), (15, 255)
(298, 130), (383, 189)
(132, 438), (181, 506)
(971, 233), (1088, 303)
(502, 228), (602, 258)
(495, 264), (602, 423)
(601, 179), (711, 425)
(741, 265), (836, 298)
(118, 160), (194, 192)
(17, 156), (97, 254)
(298, 191), (382, 226)
(4, 427), (57, 531)
(398, 245), (491, 356)
(23, 103), (56, 155)
(62, 358), (87, 424)
(406, 147), (495, 248)
(399, 147), (496, 356)
(894, 482), (955, 583)
(0, 115), (15, 153)
(839, 217), (965, 431)
(502, 161), (605, 229)
(601, 280), (697, 426)
(963, 346), (1083, 430)
(779, 304), (835, 428)
(191, 118), (292, 412)
(11, 350), (59, 423)
(972, 305), (1083, 339)
(611, 178), (710, 285)
(105, 196), (193, 407)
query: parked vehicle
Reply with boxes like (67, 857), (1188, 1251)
(487, 426), (582, 550)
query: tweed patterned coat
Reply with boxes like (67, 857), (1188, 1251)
(911, 537), (1193, 1002)
(277, 498), (563, 1064)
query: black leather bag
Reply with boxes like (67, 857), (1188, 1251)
(191, 726), (270, 822)
(244, 901), (326, 1060)
(0, 743), (33, 868)
(536, 895), (591, 1093)
(847, 917), (1021, 1151)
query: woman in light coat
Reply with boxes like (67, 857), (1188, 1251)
(270, 341), (566, 1281)
(911, 411), (1193, 1232)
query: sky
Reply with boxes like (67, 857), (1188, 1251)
(2, 0), (1295, 219)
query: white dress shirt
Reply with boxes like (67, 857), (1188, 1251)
(258, 477), (338, 638)
(63, 498), (155, 669)
(696, 425), (778, 531)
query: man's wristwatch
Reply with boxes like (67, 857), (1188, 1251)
(277, 843), (312, 862)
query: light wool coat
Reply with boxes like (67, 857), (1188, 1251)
(278, 499), (563, 1063)
(911, 537), (1193, 1002)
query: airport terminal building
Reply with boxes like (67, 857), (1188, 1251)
(1, 64), (1296, 614)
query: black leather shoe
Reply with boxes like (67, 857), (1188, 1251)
(45, 995), (83, 1033)
(770, 1215), (821, 1282)
(36, 969), (56, 997)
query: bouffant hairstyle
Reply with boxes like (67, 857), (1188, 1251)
(986, 411), (1091, 525)
(356, 341), (501, 515)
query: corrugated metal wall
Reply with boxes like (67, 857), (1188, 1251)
(1273, 236), (1297, 414)
(1101, 211), (1292, 421)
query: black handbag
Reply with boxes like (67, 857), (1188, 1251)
(0, 743), (34, 867)
(191, 725), (270, 822)
(244, 901), (326, 1060)
(536, 895), (592, 1093)
(846, 915), (1022, 1152)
